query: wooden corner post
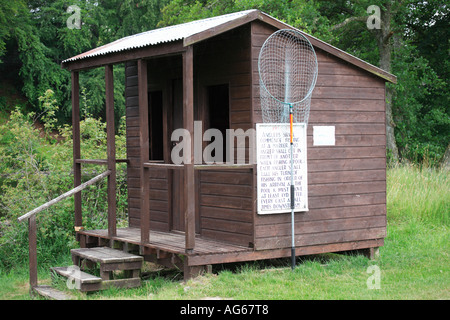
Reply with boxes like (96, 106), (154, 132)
(183, 46), (195, 252)
(105, 64), (117, 237)
(138, 59), (150, 244)
(72, 71), (82, 231)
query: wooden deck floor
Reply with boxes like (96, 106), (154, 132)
(77, 227), (381, 270)
(79, 227), (251, 258)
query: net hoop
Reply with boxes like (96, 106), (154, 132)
(258, 29), (318, 108)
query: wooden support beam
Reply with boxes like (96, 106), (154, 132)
(105, 65), (117, 237)
(62, 41), (185, 71)
(72, 71), (82, 230)
(183, 46), (195, 252)
(138, 59), (150, 244)
(28, 215), (37, 289)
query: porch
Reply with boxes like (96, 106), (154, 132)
(77, 227), (253, 272)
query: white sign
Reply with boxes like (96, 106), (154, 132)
(313, 126), (335, 146)
(256, 123), (308, 215)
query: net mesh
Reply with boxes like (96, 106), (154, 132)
(258, 29), (318, 124)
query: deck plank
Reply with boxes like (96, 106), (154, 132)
(79, 227), (250, 256)
(51, 266), (102, 284)
(33, 285), (73, 300)
(71, 247), (143, 263)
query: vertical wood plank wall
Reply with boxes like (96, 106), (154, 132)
(251, 21), (387, 250)
(126, 61), (171, 231)
(194, 25), (254, 246)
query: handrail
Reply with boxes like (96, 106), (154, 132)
(18, 170), (111, 292)
(18, 170), (111, 223)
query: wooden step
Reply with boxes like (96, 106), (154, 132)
(72, 247), (143, 280)
(51, 266), (103, 292)
(71, 247), (143, 264)
(51, 266), (102, 283)
(33, 285), (73, 300)
(49, 247), (145, 292)
(52, 266), (142, 292)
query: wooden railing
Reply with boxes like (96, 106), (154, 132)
(17, 170), (111, 291)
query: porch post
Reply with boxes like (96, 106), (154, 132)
(105, 64), (117, 237)
(183, 46), (195, 252)
(138, 59), (150, 243)
(72, 71), (82, 231)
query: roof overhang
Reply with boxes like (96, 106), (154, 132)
(61, 9), (396, 84)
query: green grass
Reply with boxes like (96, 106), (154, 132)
(387, 164), (449, 225)
(1, 165), (449, 300)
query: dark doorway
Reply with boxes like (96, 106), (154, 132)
(149, 91), (163, 160)
(206, 84), (230, 163)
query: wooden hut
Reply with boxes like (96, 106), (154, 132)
(57, 9), (396, 281)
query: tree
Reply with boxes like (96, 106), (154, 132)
(316, 0), (449, 164)
(1, 0), (168, 125)
(158, 0), (333, 39)
(317, 1), (401, 162)
(0, 0), (27, 63)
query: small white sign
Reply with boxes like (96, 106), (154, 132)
(256, 123), (308, 215)
(313, 126), (335, 146)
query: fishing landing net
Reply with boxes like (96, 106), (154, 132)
(258, 29), (318, 270)
(258, 29), (318, 124)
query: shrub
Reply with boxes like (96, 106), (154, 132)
(0, 106), (127, 269)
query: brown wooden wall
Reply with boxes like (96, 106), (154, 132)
(125, 61), (171, 231)
(125, 21), (387, 250)
(125, 26), (255, 245)
(198, 169), (254, 246)
(194, 25), (254, 246)
(250, 21), (387, 250)
(125, 60), (140, 229)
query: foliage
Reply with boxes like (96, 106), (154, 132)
(0, 101), (127, 270)
(389, 42), (448, 163)
(312, 0), (449, 164)
(0, 0), (168, 125)
(158, 0), (333, 40)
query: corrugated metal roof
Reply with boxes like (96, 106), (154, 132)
(63, 9), (258, 63)
(62, 9), (396, 83)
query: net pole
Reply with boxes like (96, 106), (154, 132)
(289, 104), (295, 270)
(285, 47), (296, 270)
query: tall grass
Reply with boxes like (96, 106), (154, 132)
(387, 164), (449, 225)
